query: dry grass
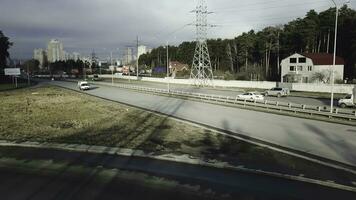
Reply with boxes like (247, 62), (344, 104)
(0, 86), (245, 157)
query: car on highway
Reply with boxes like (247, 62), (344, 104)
(92, 74), (103, 81)
(338, 94), (355, 108)
(237, 92), (264, 101)
(264, 87), (290, 98)
(78, 81), (90, 91)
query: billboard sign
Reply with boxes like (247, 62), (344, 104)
(4, 68), (21, 76)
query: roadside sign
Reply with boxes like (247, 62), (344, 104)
(4, 68), (21, 76)
(109, 65), (116, 71)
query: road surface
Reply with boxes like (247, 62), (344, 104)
(0, 146), (355, 200)
(97, 78), (340, 107)
(49, 80), (356, 167)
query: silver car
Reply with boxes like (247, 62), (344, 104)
(264, 87), (290, 98)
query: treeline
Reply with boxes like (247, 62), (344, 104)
(0, 31), (12, 73)
(139, 6), (356, 81)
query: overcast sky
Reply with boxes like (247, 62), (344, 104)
(1, 0), (355, 59)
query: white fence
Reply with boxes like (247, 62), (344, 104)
(97, 75), (355, 94)
(286, 83), (355, 94)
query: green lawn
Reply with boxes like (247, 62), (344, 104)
(0, 85), (355, 186)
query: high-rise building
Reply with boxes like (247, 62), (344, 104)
(124, 48), (133, 65)
(137, 45), (147, 59)
(33, 48), (47, 69)
(47, 39), (64, 63)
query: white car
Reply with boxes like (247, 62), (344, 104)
(264, 87), (290, 97)
(237, 92), (264, 101)
(78, 81), (90, 91)
(338, 94), (355, 108)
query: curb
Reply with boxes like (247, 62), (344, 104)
(0, 140), (356, 193)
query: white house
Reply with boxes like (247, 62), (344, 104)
(281, 53), (344, 83)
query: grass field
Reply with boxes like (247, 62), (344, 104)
(0, 83), (29, 91)
(0, 85), (355, 186)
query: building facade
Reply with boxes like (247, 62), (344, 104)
(280, 53), (344, 83)
(33, 48), (47, 69)
(124, 48), (133, 65)
(137, 45), (147, 59)
(47, 39), (64, 63)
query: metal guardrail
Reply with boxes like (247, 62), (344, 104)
(89, 81), (356, 122)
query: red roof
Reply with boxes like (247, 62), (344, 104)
(301, 53), (344, 65)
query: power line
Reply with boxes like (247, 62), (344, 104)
(213, 0), (329, 11)
(213, 4), (331, 24)
(213, 0), (331, 12)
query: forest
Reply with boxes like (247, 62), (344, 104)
(139, 6), (356, 81)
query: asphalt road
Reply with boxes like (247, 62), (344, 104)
(99, 78), (339, 107)
(50, 80), (356, 167)
(0, 146), (355, 200)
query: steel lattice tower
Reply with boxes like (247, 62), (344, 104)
(190, 0), (214, 87)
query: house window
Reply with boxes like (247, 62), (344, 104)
(299, 57), (306, 63)
(308, 66), (313, 71)
(290, 58), (297, 63)
(290, 66), (296, 71)
(297, 66), (303, 71)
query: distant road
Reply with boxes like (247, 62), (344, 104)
(50, 80), (356, 167)
(0, 146), (355, 200)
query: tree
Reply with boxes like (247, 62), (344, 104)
(311, 72), (327, 83)
(22, 59), (40, 74)
(140, 6), (356, 81)
(0, 31), (12, 71)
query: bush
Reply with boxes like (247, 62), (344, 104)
(176, 70), (190, 78)
(335, 79), (345, 84)
(152, 73), (166, 78)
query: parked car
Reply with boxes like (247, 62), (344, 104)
(78, 81), (90, 91)
(237, 92), (264, 101)
(338, 94), (355, 108)
(264, 87), (290, 98)
(92, 74), (102, 81)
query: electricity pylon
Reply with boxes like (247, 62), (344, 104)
(190, 0), (214, 87)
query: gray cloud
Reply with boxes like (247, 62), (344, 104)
(1, 0), (355, 59)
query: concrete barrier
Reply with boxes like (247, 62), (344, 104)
(98, 75), (355, 94)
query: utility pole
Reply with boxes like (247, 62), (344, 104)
(277, 31), (280, 78)
(327, 29), (330, 53)
(166, 41), (170, 92)
(330, 0), (339, 114)
(136, 36), (139, 79)
(190, 0), (215, 87)
(27, 62), (30, 85)
(166, 41), (169, 77)
(330, 0), (350, 113)
(83, 62), (86, 81)
(127, 49), (131, 83)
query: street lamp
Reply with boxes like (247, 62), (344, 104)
(330, 0), (350, 114)
(166, 41), (170, 92)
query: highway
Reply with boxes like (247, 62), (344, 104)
(50, 80), (356, 167)
(0, 146), (355, 200)
(98, 78), (340, 107)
